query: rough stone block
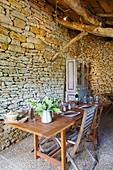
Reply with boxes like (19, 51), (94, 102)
(14, 18), (26, 29)
(8, 44), (25, 53)
(21, 9), (30, 16)
(11, 10), (27, 21)
(40, 29), (46, 36)
(27, 37), (38, 44)
(8, 0), (21, 8)
(34, 44), (45, 51)
(30, 26), (40, 34)
(43, 51), (51, 59)
(1, 44), (8, 50)
(11, 39), (20, 46)
(23, 30), (35, 37)
(0, 14), (12, 25)
(1, 23), (23, 33)
(10, 31), (26, 42)
(0, 0), (10, 5)
(0, 34), (11, 44)
(0, 26), (9, 35)
(8, 61), (16, 67)
(45, 37), (53, 43)
(22, 43), (34, 49)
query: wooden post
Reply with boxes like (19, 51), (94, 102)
(52, 32), (88, 61)
(61, 130), (66, 170)
(34, 134), (39, 159)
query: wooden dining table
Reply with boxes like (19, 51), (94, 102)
(5, 107), (84, 170)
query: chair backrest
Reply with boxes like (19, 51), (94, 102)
(70, 105), (97, 157)
(83, 106), (97, 134)
(93, 103), (103, 130)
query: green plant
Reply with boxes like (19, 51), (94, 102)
(27, 96), (61, 117)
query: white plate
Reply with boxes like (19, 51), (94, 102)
(79, 105), (92, 109)
(61, 111), (81, 117)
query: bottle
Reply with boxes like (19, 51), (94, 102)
(75, 91), (79, 105)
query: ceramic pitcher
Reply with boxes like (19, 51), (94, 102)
(41, 110), (52, 123)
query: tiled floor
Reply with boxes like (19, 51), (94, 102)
(0, 108), (113, 170)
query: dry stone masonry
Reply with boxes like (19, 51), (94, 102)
(0, 0), (113, 151)
(68, 35), (113, 98)
(0, 0), (69, 151)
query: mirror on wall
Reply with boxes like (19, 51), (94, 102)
(77, 63), (82, 85)
(77, 61), (90, 86)
(84, 64), (88, 86)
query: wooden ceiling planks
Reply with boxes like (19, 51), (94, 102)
(46, 0), (113, 27)
(109, 1), (113, 11)
(98, 0), (113, 13)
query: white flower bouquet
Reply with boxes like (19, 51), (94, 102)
(27, 96), (61, 117)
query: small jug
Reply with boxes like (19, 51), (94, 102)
(41, 110), (52, 123)
(28, 104), (35, 121)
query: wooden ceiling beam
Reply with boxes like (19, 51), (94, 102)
(96, 13), (113, 17)
(64, 0), (102, 26)
(104, 20), (113, 25)
(57, 18), (113, 38)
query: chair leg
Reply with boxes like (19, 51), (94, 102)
(66, 151), (80, 170)
(92, 130), (96, 151)
(97, 127), (99, 146)
(84, 144), (97, 170)
(66, 144), (97, 170)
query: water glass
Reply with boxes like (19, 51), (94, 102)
(95, 96), (99, 104)
(83, 96), (87, 104)
(71, 103), (76, 109)
(89, 96), (93, 104)
(68, 103), (71, 110)
(63, 105), (66, 112)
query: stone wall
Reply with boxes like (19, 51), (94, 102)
(68, 35), (113, 99)
(0, 0), (70, 151)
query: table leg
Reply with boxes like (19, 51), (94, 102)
(61, 130), (66, 170)
(34, 134), (39, 159)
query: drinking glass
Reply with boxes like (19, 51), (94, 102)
(71, 103), (75, 109)
(95, 96), (99, 104)
(89, 96), (93, 104)
(63, 105), (66, 111)
(83, 96), (87, 104)
(68, 103), (71, 110)
(68, 99), (71, 110)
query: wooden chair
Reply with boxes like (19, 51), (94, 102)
(55, 106), (98, 170)
(30, 137), (59, 154)
(38, 137), (59, 154)
(89, 103), (103, 151)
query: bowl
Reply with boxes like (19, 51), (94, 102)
(6, 112), (18, 121)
